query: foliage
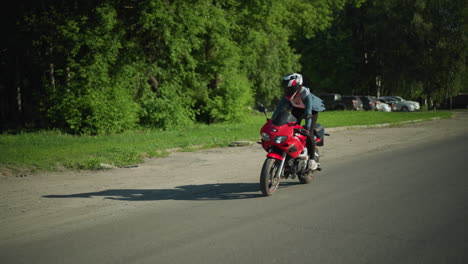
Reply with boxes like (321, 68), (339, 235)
(297, 0), (467, 106)
(23, 3), (140, 134)
(2, 0), (466, 133)
(4, 0), (352, 133)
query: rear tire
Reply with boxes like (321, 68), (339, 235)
(298, 172), (313, 184)
(260, 158), (281, 196)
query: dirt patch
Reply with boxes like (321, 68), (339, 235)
(1, 112), (467, 244)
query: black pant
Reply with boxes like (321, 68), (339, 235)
(291, 108), (318, 160)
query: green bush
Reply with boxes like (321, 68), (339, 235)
(41, 4), (140, 134)
(138, 83), (196, 130)
(206, 71), (253, 122)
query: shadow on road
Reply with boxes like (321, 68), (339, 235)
(43, 182), (300, 201)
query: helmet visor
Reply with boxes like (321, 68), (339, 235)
(284, 86), (298, 99)
(283, 78), (299, 98)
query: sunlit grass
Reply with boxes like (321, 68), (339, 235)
(0, 111), (452, 172)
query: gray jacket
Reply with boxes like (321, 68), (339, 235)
(272, 86), (325, 129)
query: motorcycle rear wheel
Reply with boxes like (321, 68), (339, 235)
(260, 157), (281, 196)
(298, 171), (314, 184)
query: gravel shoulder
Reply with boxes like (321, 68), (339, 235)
(1, 112), (467, 245)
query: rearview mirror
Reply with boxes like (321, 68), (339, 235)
(256, 103), (268, 119)
(256, 105), (267, 113)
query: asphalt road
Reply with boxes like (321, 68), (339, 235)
(1, 130), (468, 263)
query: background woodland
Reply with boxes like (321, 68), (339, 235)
(1, 0), (466, 134)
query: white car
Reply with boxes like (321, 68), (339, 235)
(380, 96), (420, 112)
(377, 99), (392, 112)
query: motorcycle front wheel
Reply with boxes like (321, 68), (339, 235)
(260, 157), (281, 196)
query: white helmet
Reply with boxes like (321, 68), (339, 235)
(282, 73), (303, 99)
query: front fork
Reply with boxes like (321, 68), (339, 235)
(275, 152), (288, 179)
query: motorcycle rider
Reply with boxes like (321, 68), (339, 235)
(272, 73), (325, 170)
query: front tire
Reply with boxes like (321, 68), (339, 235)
(260, 158), (281, 196)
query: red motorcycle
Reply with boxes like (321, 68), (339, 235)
(258, 106), (328, 196)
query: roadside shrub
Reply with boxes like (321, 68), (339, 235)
(40, 4), (140, 134)
(138, 83), (195, 130)
(205, 71), (253, 122)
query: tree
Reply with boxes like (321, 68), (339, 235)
(20, 2), (140, 134)
(296, 0), (467, 108)
(2, 0), (360, 133)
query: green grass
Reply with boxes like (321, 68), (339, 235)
(318, 110), (452, 127)
(0, 111), (452, 173)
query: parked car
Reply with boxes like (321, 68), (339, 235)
(342, 96), (364, 111)
(391, 96), (420, 111)
(379, 97), (398, 111)
(377, 99), (392, 112)
(358, 96), (377, 111)
(450, 93), (468, 109)
(370, 96), (383, 111)
(318, 93), (346, 111)
(380, 96), (420, 112)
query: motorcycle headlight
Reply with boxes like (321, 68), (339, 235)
(273, 136), (288, 144)
(261, 132), (270, 141)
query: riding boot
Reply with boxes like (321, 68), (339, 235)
(306, 133), (318, 170)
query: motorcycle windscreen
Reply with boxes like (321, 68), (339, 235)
(272, 110), (297, 126)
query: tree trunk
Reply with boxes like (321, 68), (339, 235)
(15, 56), (22, 115)
(50, 63), (56, 91)
(147, 72), (160, 95)
(209, 73), (220, 91)
(49, 48), (56, 92)
(376, 75), (382, 98)
(66, 66), (71, 87)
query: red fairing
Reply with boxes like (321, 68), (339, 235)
(260, 119), (307, 159)
(266, 152), (284, 160)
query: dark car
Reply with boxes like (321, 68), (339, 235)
(318, 93), (346, 111)
(342, 96), (364, 111)
(358, 96), (377, 111)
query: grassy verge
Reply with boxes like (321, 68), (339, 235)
(0, 111), (452, 173)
